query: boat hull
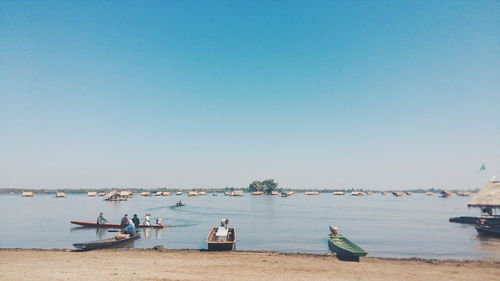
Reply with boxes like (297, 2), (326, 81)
(71, 221), (167, 229)
(73, 234), (140, 250)
(206, 227), (236, 251)
(449, 216), (478, 224)
(328, 234), (367, 258)
(475, 225), (500, 237)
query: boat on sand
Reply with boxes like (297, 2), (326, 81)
(327, 226), (367, 260)
(73, 233), (140, 250)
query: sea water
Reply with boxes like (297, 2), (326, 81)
(0, 193), (498, 260)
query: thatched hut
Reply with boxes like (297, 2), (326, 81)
(440, 191), (453, 197)
(188, 191), (198, 196)
(233, 190), (244, 196)
(162, 192), (171, 196)
(426, 192), (433, 196)
(55, 192), (65, 198)
(141, 192), (152, 197)
(305, 191), (320, 195)
(22, 191), (34, 197)
(252, 191), (264, 195)
(468, 181), (500, 208)
(457, 191), (471, 196)
(271, 191), (279, 195)
(332, 191), (345, 195)
(87, 191), (97, 197)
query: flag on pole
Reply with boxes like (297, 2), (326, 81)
(479, 163), (486, 173)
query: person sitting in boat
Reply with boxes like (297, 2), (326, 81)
(96, 213), (108, 225)
(144, 213), (151, 226)
(122, 220), (136, 236)
(120, 214), (129, 227)
(132, 214), (140, 227)
(156, 218), (162, 225)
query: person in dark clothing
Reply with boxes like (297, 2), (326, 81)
(120, 214), (129, 227)
(131, 214), (140, 227)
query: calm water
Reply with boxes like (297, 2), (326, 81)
(1, 193), (499, 260)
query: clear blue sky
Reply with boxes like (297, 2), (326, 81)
(0, 0), (499, 189)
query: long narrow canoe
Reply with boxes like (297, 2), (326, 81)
(71, 221), (167, 229)
(449, 216), (478, 224)
(73, 234), (140, 250)
(328, 233), (367, 257)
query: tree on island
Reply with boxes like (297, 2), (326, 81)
(249, 179), (278, 194)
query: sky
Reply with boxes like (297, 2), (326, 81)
(0, 0), (499, 189)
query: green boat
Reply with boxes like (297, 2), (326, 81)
(328, 226), (367, 258)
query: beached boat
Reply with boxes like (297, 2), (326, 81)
(73, 233), (140, 250)
(206, 219), (236, 251)
(327, 226), (367, 259)
(70, 221), (167, 229)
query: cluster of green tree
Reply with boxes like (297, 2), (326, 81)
(248, 179), (278, 194)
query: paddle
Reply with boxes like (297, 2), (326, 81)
(107, 230), (119, 232)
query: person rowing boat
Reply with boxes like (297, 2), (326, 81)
(96, 213), (108, 225)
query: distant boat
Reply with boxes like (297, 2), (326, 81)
(332, 192), (345, 196)
(55, 192), (65, 198)
(206, 219), (236, 251)
(22, 191), (34, 197)
(174, 201), (185, 207)
(328, 226), (367, 260)
(305, 191), (320, 195)
(176, 192), (183, 196)
(71, 221), (167, 229)
(392, 192), (404, 197)
(73, 233), (140, 250)
(440, 191), (453, 198)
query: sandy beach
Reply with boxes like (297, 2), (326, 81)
(0, 249), (498, 281)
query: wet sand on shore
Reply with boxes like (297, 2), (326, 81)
(0, 249), (498, 281)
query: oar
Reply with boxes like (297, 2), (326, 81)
(107, 230), (120, 232)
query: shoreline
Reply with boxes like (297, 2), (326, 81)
(2, 247), (498, 262)
(1, 249), (499, 281)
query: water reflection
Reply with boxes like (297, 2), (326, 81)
(474, 235), (500, 257)
(96, 228), (106, 239)
(141, 228), (163, 239)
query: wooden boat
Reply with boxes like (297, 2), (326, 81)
(174, 201), (185, 207)
(475, 224), (500, 237)
(71, 221), (167, 229)
(206, 219), (236, 251)
(73, 233), (140, 250)
(328, 226), (367, 259)
(449, 216), (478, 224)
